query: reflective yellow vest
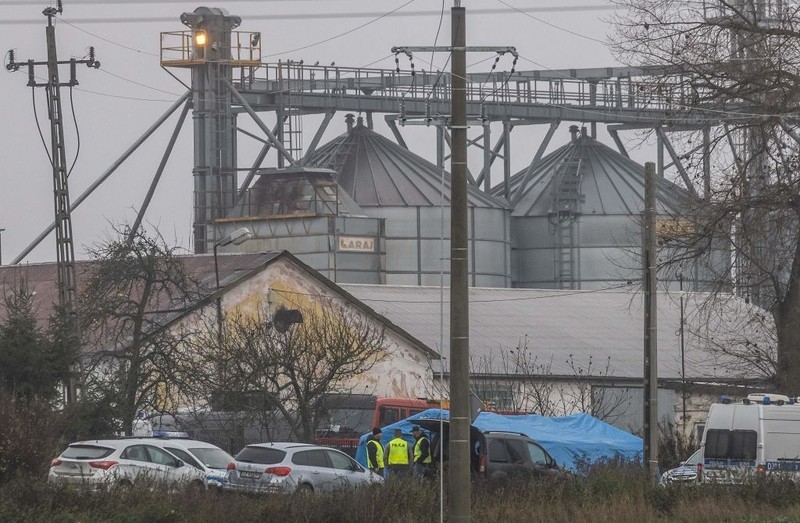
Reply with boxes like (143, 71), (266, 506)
(367, 439), (384, 469)
(386, 437), (410, 465)
(414, 436), (432, 464)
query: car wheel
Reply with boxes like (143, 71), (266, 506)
(296, 483), (314, 495)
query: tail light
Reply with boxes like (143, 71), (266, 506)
(265, 466), (292, 477)
(88, 460), (118, 470)
(756, 464), (766, 476)
(696, 462), (703, 480)
(226, 462), (236, 471)
(50, 459), (62, 467)
(479, 454), (488, 478)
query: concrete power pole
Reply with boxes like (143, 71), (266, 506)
(5, 1), (99, 403)
(391, 6), (516, 518)
(449, 2), (470, 521)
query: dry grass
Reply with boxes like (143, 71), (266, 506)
(4, 468), (800, 523)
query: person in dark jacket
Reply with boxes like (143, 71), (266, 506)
(366, 427), (385, 476)
(411, 425), (432, 481)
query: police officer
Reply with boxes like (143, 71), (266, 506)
(366, 427), (385, 476)
(411, 425), (432, 480)
(384, 428), (411, 478)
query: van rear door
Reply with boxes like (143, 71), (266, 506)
(703, 404), (758, 483)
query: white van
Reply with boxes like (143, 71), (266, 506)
(701, 393), (800, 483)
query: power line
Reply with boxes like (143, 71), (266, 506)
(98, 67), (183, 96)
(269, 281), (636, 305)
(0, 5), (619, 25)
(57, 17), (159, 56)
(495, 0), (608, 44)
(1, 0), (342, 4)
(264, 0), (419, 58)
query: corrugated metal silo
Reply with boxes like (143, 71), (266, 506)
(305, 116), (512, 287)
(219, 166), (386, 284)
(501, 126), (728, 290)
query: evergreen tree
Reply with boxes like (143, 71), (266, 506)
(0, 279), (65, 400)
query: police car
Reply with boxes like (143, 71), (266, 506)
(150, 436), (234, 489)
(701, 393), (800, 483)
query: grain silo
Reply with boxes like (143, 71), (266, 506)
(502, 126), (728, 290)
(305, 115), (512, 287)
(218, 166), (386, 284)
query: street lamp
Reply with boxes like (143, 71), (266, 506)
(213, 227), (254, 345)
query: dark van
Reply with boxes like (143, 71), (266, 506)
(416, 419), (565, 480)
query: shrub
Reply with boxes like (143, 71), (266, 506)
(0, 394), (67, 482)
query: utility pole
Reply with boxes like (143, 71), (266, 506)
(678, 272), (686, 423)
(392, 5), (515, 518)
(6, 0), (99, 403)
(449, 3), (470, 521)
(643, 161), (659, 478)
(0, 228), (5, 265)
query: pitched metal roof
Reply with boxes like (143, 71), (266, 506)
(304, 117), (506, 209)
(0, 252), (284, 329)
(340, 284), (771, 382)
(496, 132), (689, 217)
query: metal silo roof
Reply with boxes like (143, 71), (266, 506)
(497, 131), (689, 217)
(228, 166), (368, 218)
(305, 117), (506, 209)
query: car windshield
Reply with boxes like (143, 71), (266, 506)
(62, 445), (114, 460)
(320, 408), (373, 435)
(684, 449), (702, 466)
(236, 446), (286, 465)
(190, 448), (235, 469)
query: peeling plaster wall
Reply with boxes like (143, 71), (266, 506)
(213, 257), (437, 399)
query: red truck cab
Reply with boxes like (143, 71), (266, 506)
(314, 394), (433, 456)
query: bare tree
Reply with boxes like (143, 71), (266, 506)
(185, 298), (390, 443)
(611, 0), (800, 388)
(79, 226), (202, 435)
(470, 337), (630, 423)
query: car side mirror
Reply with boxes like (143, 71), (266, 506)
(173, 459), (185, 468)
(351, 463), (363, 472)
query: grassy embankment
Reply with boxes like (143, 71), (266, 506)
(4, 463), (800, 522)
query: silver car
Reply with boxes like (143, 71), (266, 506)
(225, 442), (383, 494)
(660, 448), (703, 486)
(155, 438), (234, 489)
(48, 439), (205, 491)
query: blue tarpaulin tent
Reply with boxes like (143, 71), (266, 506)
(354, 409), (642, 472)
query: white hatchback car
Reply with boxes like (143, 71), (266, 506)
(225, 442), (383, 494)
(48, 439), (205, 491)
(155, 438), (234, 489)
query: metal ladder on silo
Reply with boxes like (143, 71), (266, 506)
(550, 158), (583, 289)
(278, 62), (304, 164)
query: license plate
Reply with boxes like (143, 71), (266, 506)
(239, 471), (261, 479)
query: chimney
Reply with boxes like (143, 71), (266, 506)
(356, 116), (364, 128)
(581, 126), (588, 137)
(345, 113), (355, 132)
(569, 125), (579, 142)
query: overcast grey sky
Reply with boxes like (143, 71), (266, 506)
(0, 0), (634, 264)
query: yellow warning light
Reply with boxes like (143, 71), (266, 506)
(195, 31), (207, 46)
